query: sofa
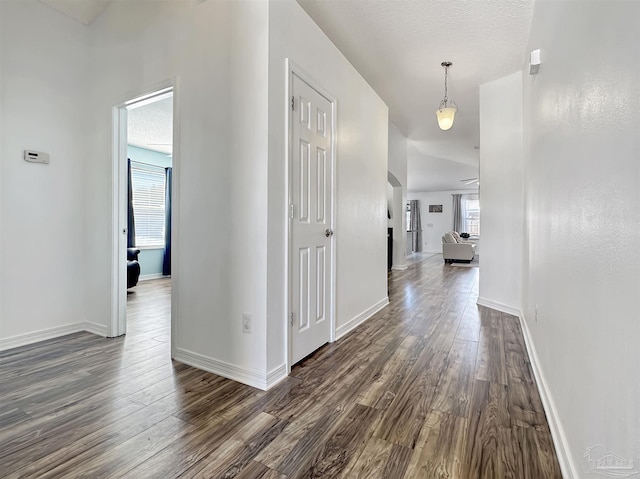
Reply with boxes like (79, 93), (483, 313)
(127, 248), (141, 288)
(442, 231), (476, 264)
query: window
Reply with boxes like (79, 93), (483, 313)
(464, 196), (480, 237)
(131, 163), (166, 248)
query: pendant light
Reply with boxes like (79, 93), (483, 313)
(436, 61), (457, 130)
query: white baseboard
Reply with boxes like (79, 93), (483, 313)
(266, 363), (288, 390)
(139, 273), (170, 281)
(391, 264), (408, 271)
(518, 312), (577, 479)
(335, 297), (389, 340)
(174, 347), (274, 391)
(476, 297), (521, 317)
(0, 321), (107, 351)
(83, 321), (108, 337)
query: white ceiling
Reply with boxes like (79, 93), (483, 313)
(297, 0), (535, 191)
(39, 0), (112, 25)
(128, 96), (174, 154)
(38, 0), (534, 191)
(407, 141), (478, 192)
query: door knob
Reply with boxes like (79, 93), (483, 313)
(325, 229), (334, 237)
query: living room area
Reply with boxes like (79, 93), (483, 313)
(407, 187), (480, 267)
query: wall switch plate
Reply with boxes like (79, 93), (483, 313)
(24, 150), (49, 164)
(242, 313), (252, 334)
(529, 49), (541, 75)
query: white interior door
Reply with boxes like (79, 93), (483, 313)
(290, 73), (334, 365)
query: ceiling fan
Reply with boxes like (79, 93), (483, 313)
(461, 177), (479, 185)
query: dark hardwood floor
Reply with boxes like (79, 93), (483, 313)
(0, 255), (562, 478)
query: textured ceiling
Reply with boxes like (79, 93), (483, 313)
(297, 0), (535, 191)
(128, 97), (173, 155)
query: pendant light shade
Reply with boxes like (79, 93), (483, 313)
(436, 61), (457, 130)
(436, 107), (457, 130)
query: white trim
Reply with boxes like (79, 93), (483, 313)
(139, 273), (169, 281)
(476, 297), (521, 317)
(0, 322), (107, 351)
(518, 311), (577, 479)
(391, 264), (408, 271)
(83, 322), (108, 337)
(110, 81), (177, 346)
(169, 80), (180, 360)
(266, 364), (288, 390)
(284, 58), (292, 374)
(335, 297), (389, 340)
(174, 348), (270, 391)
(110, 106), (127, 337)
(125, 89), (173, 110)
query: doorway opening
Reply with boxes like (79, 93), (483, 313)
(111, 86), (175, 355)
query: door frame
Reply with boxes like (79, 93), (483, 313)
(285, 60), (337, 372)
(109, 80), (179, 358)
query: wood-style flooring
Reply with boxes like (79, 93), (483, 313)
(0, 254), (562, 478)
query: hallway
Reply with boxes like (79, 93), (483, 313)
(0, 255), (561, 478)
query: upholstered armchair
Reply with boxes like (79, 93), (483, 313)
(442, 231), (476, 264)
(127, 248), (141, 288)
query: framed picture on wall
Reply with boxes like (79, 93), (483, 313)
(429, 204), (443, 213)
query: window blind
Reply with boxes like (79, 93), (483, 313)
(131, 163), (166, 248)
(464, 196), (480, 236)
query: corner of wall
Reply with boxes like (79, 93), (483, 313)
(174, 347), (286, 391)
(335, 297), (388, 340)
(517, 311), (578, 479)
(476, 297), (521, 318)
(0, 322), (107, 352)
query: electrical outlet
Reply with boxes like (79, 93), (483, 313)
(242, 313), (252, 334)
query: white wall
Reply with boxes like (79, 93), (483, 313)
(521, 1), (640, 476)
(477, 71), (524, 313)
(388, 122), (408, 269)
(407, 190), (478, 254)
(228, 0), (269, 374)
(84, 0), (271, 382)
(266, 0), (389, 371)
(0, 1), (93, 347)
(0, 0), (389, 389)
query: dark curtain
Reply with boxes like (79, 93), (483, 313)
(162, 167), (172, 276)
(452, 194), (463, 233)
(127, 158), (136, 248)
(409, 199), (422, 252)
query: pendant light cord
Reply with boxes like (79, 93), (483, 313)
(443, 64), (448, 103)
(439, 61), (455, 111)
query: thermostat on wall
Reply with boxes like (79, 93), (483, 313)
(24, 150), (49, 164)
